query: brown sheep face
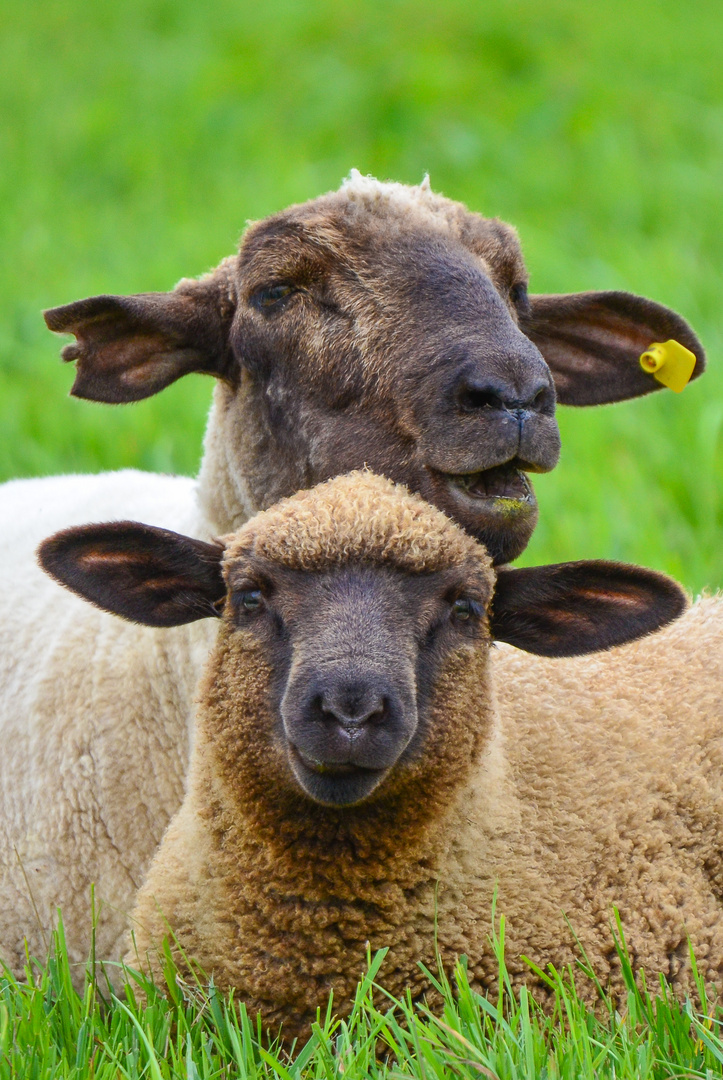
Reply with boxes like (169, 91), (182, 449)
(234, 201), (556, 563)
(45, 176), (706, 566)
(224, 557), (492, 807)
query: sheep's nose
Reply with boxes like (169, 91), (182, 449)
(316, 682), (388, 733)
(282, 664), (418, 774)
(454, 375), (555, 418)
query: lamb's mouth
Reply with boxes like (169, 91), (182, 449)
(292, 745), (380, 778)
(289, 744), (388, 806)
(442, 463), (535, 510)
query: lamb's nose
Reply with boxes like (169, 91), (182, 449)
(318, 683), (388, 733)
(455, 376), (555, 417)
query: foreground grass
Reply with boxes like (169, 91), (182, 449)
(3, 919), (723, 1078)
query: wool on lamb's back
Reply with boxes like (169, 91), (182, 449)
(494, 596), (723, 947)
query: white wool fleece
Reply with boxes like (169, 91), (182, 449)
(0, 470), (216, 975)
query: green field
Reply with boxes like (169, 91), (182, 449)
(2, 1), (723, 1073)
(2, 0), (722, 591)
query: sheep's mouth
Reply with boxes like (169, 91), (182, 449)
(289, 745), (387, 806)
(293, 746), (381, 778)
(424, 461), (539, 564)
(443, 463), (534, 506)
(296, 750), (355, 776)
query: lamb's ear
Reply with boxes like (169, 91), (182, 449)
(490, 560), (687, 657)
(43, 259), (238, 403)
(37, 522), (226, 626)
(520, 291), (705, 405)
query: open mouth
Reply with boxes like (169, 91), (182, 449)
(424, 461), (539, 564)
(444, 463), (534, 505)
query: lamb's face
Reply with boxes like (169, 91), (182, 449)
(222, 553), (492, 807)
(217, 471), (493, 807)
(232, 180), (557, 563)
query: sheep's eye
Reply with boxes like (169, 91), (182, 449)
(253, 284), (295, 309)
(509, 282), (529, 311)
(239, 589), (264, 613)
(451, 597), (480, 622)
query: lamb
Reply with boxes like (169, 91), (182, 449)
(36, 471), (723, 1041)
(0, 173), (705, 975)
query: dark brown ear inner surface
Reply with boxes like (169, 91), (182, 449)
(491, 559), (687, 657)
(522, 291), (705, 405)
(44, 271), (236, 403)
(37, 522), (226, 626)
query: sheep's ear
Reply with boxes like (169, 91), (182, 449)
(520, 292), (705, 405)
(43, 260), (237, 403)
(37, 522), (226, 626)
(490, 560), (687, 657)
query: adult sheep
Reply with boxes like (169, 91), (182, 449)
(0, 174), (704, 975)
(40, 170), (705, 564)
(36, 472), (721, 1041)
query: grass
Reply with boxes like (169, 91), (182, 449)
(1, 0), (723, 590)
(3, 914), (723, 1079)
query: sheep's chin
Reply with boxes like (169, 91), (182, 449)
(287, 744), (388, 807)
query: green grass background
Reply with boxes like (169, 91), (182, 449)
(1, 0), (722, 595)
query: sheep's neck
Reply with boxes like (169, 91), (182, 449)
(197, 381), (315, 534)
(188, 636), (497, 1026)
(192, 758), (481, 1031)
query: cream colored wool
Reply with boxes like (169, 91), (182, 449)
(128, 475), (723, 1041)
(0, 471), (216, 975)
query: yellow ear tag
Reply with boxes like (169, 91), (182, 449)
(639, 340), (696, 393)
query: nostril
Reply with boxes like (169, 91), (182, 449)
(529, 385), (555, 415)
(456, 382), (507, 414)
(355, 701), (387, 727)
(454, 375), (555, 416)
(307, 694), (332, 725)
(456, 378), (555, 416)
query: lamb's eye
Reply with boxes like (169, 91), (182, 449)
(451, 597), (479, 622)
(239, 590), (263, 613)
(254, 284), (295, 309)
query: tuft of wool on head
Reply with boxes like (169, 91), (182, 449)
(330, 172), (519, 281)
(223, 471), (487, 575)
(342, 169), (441, 209)
(337, 170), (464, 227)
